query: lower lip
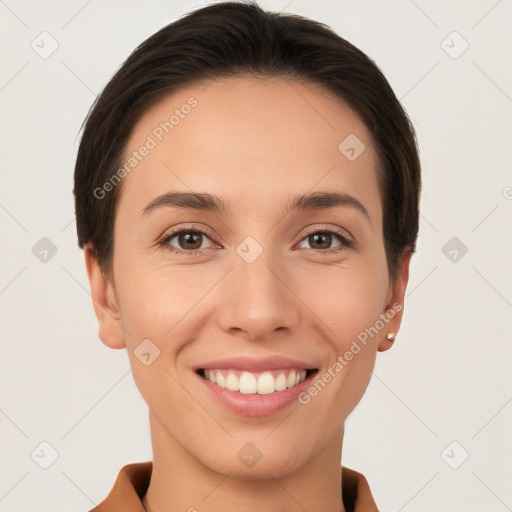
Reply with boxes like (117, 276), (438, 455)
(194, 370), (317, 417)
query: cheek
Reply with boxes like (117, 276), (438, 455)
(114, 261), (220, 371)
(305, 272), (385, 413)
(112, 234), (185, 339)
(308, 265), (388, 344)
(116, 271), (197, 418)
(118, 274), (189, 344)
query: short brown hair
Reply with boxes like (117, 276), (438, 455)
(74, 0), (421, 280)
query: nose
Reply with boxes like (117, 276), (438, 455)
(217, 244), (301, 342)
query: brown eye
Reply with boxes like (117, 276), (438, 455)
(297, 227), (354, 254)
(160, 229), (216, 254)
(176, 231), (203, 250)
(308, 232), (334, 250)
(299, 231), (343, 251)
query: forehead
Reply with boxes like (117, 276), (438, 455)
(118, 76), (380, 220)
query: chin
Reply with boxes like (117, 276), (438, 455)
(199, 442), (307, 481)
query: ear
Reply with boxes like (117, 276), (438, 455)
(378, 248), (413, 352)
(84, 244), (126, 349)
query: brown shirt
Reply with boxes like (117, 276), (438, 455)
(89, 461), (380, 512)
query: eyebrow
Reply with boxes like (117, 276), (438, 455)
(140, 191), (370, 223)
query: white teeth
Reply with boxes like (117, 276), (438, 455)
(225, 373), (239, 392)
(286, 371), (296, 388)
(257, 372), (275, 394)
(239, 372), (257, 394)
(215, 371), (225, 388)
(275, 373), (287, 391)
(203, 369), (308, 394)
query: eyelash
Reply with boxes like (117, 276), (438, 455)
(156, 225), (354, 257)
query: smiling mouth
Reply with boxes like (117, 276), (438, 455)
(196, 368), (318, 395)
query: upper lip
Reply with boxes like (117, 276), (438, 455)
(195, 356), (317, 373)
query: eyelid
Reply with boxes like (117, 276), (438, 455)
(299, 223), (354, 245)
(157, 222), (355, 254)
(156, 223), (219, 245)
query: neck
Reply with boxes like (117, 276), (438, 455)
(142, 410), (346, 512)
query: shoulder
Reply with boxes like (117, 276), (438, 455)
(87, 461), (152, 512)
(341, 465), (380, 511)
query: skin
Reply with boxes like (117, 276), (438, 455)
(85, 76), (411, 512)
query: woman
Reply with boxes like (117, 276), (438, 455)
(74, 1), (421, 510)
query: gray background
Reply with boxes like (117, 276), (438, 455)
(0, 0), (511, 510)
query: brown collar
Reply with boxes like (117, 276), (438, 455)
(89, 461), (380, 511)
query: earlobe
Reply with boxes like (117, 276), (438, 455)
(84, 245), (126, 350)
(378, 248), (413, 352)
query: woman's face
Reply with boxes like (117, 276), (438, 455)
(87, 76), (410, 478)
